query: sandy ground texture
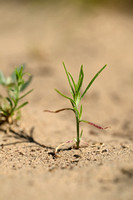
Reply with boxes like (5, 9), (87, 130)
(0, 2), (133, 200)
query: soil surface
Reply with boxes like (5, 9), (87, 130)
(0, 2), (133, 200)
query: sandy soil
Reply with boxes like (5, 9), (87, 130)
(0, 2), (133, 200)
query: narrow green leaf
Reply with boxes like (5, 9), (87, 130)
(79, 104), (82, 120)
(55, 89), (75, 105)
(23, 72), (31, 76)
(15, 65), (24, 81)
(10, 97), (16, 106)
(62, 62), (75, 96)
(79, 129), (83, 141)
(6, 97), (13, 108)
(77, 65), (84, 93)
(15, 68), (19, 81)
(68, 72), (76, 92)
(15, 101), (28, 111)
(8, 87), (15, 92)
(11, 65), (25, 82)
(81, 64), (107, 99)
(19, 89), (33, 100)
(20, 76), (32, 92)
(19, 66), (23, 78)
(80, 119), (109, 129)
(73, 107), (79, 116)
(0, 107), (8, 116)
(18, 80), (24, 88)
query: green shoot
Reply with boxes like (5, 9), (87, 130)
(0, 65), (33, 124)
(44, 62), (108, 150)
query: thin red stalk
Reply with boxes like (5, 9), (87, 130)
(44, 108), (74, 113)
(80, 120), (109, 130)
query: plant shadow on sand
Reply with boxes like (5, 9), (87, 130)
(0, 126), (75, 159)
(0, 126), (54, 151)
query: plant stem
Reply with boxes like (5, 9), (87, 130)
(76, 113), (80, 148)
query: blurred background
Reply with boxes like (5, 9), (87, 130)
(0, 0), (132, 67)
(0, 0), (133, 69)
(0, 0), (133, 126)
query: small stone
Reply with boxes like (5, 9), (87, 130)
(73, 154), (81, 158)
(120, 143), (129, 149)
(101, 149), (108, 153)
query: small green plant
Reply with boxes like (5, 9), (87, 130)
(0, 65), (33, 124)
(45, 62), (108, 151)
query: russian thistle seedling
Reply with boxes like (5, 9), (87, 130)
(44, 62), (108, 151)
(0, 65), (33, 123)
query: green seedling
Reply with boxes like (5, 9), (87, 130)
(44, 62), (108, 152)
(0, 65), (33, 123)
